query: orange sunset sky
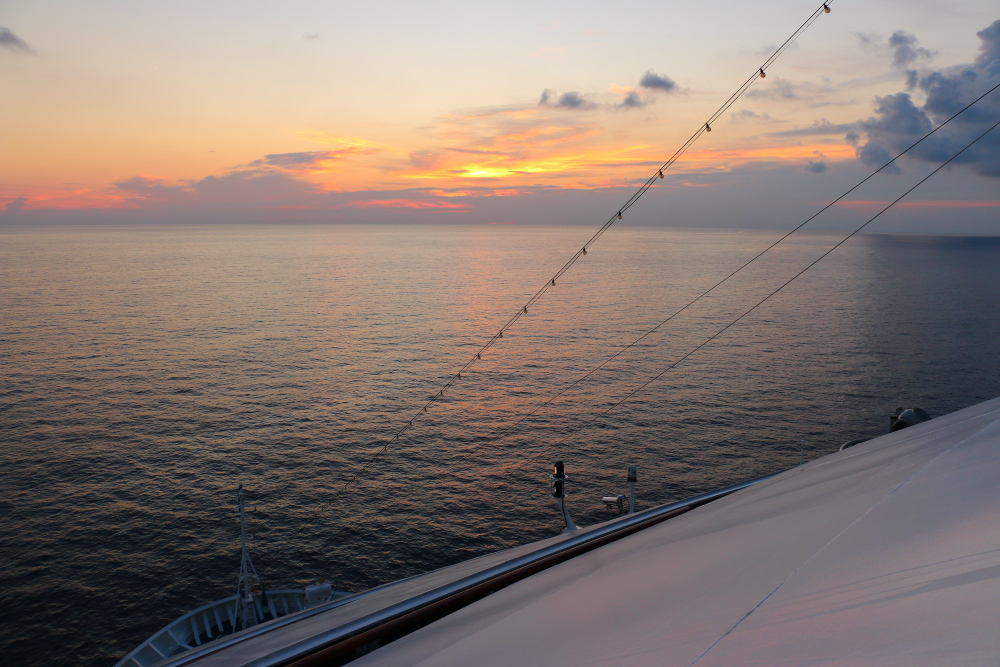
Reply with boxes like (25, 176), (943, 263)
(2, 0), (999, 233)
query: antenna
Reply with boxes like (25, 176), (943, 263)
(235, 485), (262, 631)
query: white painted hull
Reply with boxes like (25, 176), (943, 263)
(115, 586), (347, 667)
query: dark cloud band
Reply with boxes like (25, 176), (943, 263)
(639, 70), (677, 92)
(854, 21), (1000, 178)
(0, 27), (32, 53)
(539, 90), (597, 110)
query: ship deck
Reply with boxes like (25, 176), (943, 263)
(153, 396), (1000, 666)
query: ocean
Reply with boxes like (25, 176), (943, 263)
(2, 224), (998, 666)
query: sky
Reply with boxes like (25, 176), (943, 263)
(2, 0), (999, 233)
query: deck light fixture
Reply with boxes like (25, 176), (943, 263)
(551, 461), (577, 532)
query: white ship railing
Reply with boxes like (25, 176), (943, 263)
(152, 472), (778, 667)
(116, 586), (345, 667)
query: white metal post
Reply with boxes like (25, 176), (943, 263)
(236, 485), (262, 631)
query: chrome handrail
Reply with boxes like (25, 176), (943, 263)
(156, 471), (780, 667)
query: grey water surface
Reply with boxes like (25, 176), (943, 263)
(2, 224), (998, 666)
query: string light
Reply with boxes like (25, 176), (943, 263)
(482, 80), (1000, 460)
(299, 1), (840, 525)
(537, 115), (1000, 462)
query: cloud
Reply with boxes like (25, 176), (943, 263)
(304, 34), (320, 40)
(854, 32), (880, 49)
(978, 20), (1000, 74)
(639, 70), (677, 93)
(768, 118), (858, 137)
(852, 20), (1000, 178)
(746, 78), (803, 100)
(730, 109), (779, 123)
(856, 30), (935, 69)
(620, 91), (645, 108)
(250, 151), (338, 168)
(195, 169), (327, 204)
(113, 169), (324, 208)
(747, 77), (842, 106)
(888, 31), (935, 69)
(344, 199), (468, 211)
(805, 160), (827, 173)
(732, 109), (760, 121)
(0, 27), (32, 53)
(291, 131), (386, 150)
(606, 86), (651, 109)
(753, 42), (799, 58)
(539, 90), (596, 110)
(243, 146), (380, 173)
(106, 144), (481, 215)
(537, 69), (676, 113)
(410, 150), (444, 169)
(445, 147), (515, 157)
(113, 177), (188, 199)
(834, 199), (1000, 212)
(107, 167), (484, 217)
(3, 196), (28, 214)
(409, 102), (620, 185)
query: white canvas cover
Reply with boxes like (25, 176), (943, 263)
(355, 397), (1000, 666)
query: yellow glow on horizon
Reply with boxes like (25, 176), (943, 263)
(291, 131), (392, 151)
(461, 166), (520, 178)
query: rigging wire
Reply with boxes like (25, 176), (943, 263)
(483, 80), (1000, 447)
(303, 1), (839, 520)
(529, 111), (1000, 464)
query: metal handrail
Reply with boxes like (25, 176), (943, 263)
(157, 471), (781, 667)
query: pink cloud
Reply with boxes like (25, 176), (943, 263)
(345, 199), (469, 210)
(113, 170), (323, 208)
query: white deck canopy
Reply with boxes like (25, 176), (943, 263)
(354, 397), (1000, 666)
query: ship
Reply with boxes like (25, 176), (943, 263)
(115, 487), (350, 667)
(119, 397), (1000, 665)
(114, 2), (1000, 664)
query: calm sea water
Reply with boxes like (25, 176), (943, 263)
(1, 224), (998, 666)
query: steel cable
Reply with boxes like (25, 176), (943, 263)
(483, 80), (1000, 447)
(528, 112), (1000, 466)
(299, 1), (838, 524)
